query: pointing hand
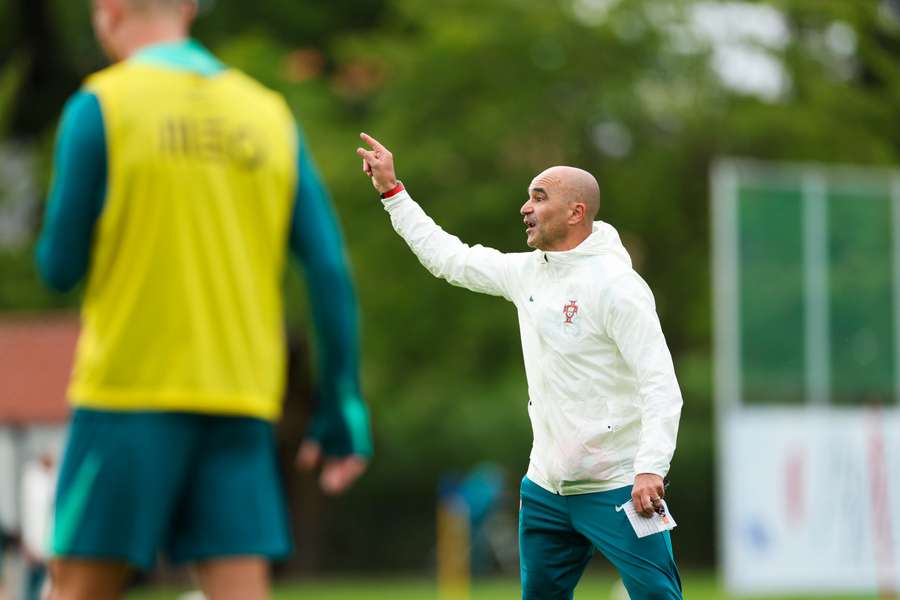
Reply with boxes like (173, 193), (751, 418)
(356, 133), (398, 194)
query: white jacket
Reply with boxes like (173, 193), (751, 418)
(384, 190), (682, 495)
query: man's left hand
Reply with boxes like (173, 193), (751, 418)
(297, 440), (368, 495)
(632, 472), (665, 518)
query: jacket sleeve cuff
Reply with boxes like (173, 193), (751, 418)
(380, 181), (405, 199)
(381, 189), (412, 210)
(633, 463), (669, 478)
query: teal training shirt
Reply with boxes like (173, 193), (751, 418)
(36, 39), (370, 457)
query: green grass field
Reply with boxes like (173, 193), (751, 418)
(126, 573), (880, 599)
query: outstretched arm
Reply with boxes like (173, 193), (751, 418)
(357, 133), (518, 300)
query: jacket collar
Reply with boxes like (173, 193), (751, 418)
(538, 221), (633, 268)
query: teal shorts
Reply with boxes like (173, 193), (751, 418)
(519, 476), (682, 600)
(52, 409), (292, 570)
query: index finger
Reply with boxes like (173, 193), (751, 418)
(359, 132), (385, 151)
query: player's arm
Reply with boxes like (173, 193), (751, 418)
(35, 91), (107, 291)
(357, 133), (516, 300)
(603, 274), (683, 516)
(290, 128), (372, 494)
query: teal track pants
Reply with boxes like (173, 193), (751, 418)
(519, 476), (683, 600)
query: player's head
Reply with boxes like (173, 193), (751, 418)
(520, 166), (600, 251)
(92, 0), (198, 62)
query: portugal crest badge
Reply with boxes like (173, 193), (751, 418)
(563, 299), (579, 324)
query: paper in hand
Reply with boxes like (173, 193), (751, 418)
(621, 500), (677, 538)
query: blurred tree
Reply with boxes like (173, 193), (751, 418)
(2, 0), (899, 571)
(3, 0), (84, 137)
(0, 0), (390, 137)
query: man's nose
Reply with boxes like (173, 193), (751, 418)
(520, 201), (532, 215)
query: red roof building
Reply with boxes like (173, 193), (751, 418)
(0, 315), (78, 424)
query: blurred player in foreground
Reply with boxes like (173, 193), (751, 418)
(35, 1), (372, 598)
(358, 133), (683, 600)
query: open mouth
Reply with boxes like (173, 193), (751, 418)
(524, 219), (536, 233)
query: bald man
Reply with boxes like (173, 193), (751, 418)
(358, 134), (683, 599)
(35, 1), (372, 598)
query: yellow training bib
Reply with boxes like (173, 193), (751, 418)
(68, 61), (296, 420)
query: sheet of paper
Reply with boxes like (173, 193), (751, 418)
(621, 500), (677, 538)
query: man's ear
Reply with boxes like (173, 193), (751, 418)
(181, 0), (199, 23)
(97, 0), (125, 29)
(569, 202), (586, 225)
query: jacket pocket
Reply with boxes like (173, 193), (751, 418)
(574, 423), (626, 481)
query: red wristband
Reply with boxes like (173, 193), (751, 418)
(380, 181), (405, 199)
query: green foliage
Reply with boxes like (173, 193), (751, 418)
(2, 0), (900, 571)
(0, 247), (80, 312)
(193, 0), (385, 49)
(0, 53), (29, 137)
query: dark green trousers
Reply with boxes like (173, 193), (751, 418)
(519, 476), (683, 599)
